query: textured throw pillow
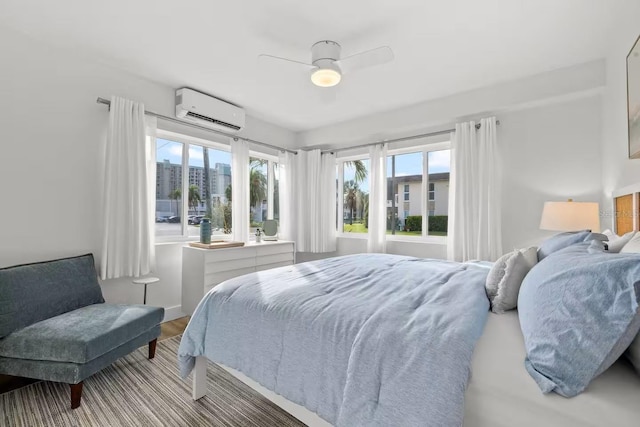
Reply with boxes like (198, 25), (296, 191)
(519, 242), (640, 397)
(485, 247), (537, 313)
(621, 232), (640, 253)
(537, 230), (592, 261)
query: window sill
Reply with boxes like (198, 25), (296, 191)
(337, 233), (370, 240)
(155, 235), (233, 245)
(386, 235), (447, 245)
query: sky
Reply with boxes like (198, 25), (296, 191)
(156, 138), (231, 167)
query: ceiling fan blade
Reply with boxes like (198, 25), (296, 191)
(258, 54), (314, 70)
(335, 46), (394, 74)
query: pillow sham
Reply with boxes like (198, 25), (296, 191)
(537, 230), (592, 261)
(518, 242), (640, 397)
(485, 247), (537, 313)
(621, 232), (640, 253)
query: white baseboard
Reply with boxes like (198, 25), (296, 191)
(162, 305), (185, 323)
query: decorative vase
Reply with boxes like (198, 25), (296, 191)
(200, 218), (211, 244)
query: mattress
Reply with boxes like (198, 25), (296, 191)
(464, 312), (640, 427)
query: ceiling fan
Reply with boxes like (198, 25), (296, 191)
(259, 41), (394, 88)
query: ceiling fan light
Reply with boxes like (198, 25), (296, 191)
(311, 68), (341, 87)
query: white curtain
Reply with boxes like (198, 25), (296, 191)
(367, 143), (387, 253)
(278, 151), (297, 243)
(294, 149), (337, 252)
(231, 139), (250, 243)
(100, 96), (156, 280)
(447, 117), (502, 262)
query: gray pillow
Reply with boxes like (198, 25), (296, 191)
(486, 247), (537, 313)
(519, 242), (640, 397)
(537, 230), (591, 261)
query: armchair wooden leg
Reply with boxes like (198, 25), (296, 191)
(149, 338), (157, 359)
(70, 382), (83, 409)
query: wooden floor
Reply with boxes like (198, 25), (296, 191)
(0, 317), (190, 395)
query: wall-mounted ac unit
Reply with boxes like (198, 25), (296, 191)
(175, 88), (245, 132)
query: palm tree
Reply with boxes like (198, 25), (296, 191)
(344, 180), (360, 225)
(345, 160), (367, 183)
(249, 158), (268, 222)
(168, 188), (181, 216)
(188, 185), (201, 215)
(202, 147), (213, 218)
(250, 169), (267, 216)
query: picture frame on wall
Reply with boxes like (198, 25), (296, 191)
(628, 33), (640, 158)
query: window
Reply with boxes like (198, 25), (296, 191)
(426, 149), (451, 236)
(155, 134), (232, 240)
(340, 159), (370, 233)
(384, 146), (450, 238)
(337, 146), (450, 238)
(249, 156), (279, 235)
(387, 151), (422, 235)
(156, 139), (183, 237)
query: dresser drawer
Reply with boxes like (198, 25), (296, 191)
(255, 252), (294, 267)
(204, 257), (256, 275)
(255, 242), (294, 257)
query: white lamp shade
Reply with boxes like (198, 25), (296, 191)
(539, 201), (600, 232)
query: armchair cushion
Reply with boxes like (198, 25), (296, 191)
(0, 254), (104, 338)
(0, 303), (163, 364)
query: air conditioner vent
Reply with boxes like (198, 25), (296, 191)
(185, 111), (242, 131)
(175, 88), (245, 132)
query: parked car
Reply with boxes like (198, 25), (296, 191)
(188, 215), (205, 225)
(156, 216), (170, 223)
(167, 216), (180, 223)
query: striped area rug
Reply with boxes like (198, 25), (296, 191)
(0, 336), (306, 427)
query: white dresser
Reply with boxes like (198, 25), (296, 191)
(181, 240), (295, 315)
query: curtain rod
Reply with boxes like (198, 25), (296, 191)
(321, 120), (500, 154)
(96, 97), (298, 155)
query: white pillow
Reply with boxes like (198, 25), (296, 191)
(486, 247), (538, 314)
(608, 231), (636, 253)
(620, 232), (640, 253)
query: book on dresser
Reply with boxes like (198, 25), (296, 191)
(181, 240), (295, 315)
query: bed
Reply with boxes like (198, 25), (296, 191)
(178, 204), (640, 426)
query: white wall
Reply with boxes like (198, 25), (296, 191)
(298, 60), (604, 149)
(0, 26), (296, 319)
(499, 95), (603, 249)
(297, 62), (605, 260)
(600, 2), (640, 230)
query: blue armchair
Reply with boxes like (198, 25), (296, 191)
(0, 254), (164, 408)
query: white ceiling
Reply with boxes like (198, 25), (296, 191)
(0, 0), (628, 131)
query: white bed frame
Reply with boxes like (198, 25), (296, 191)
(192, 356), (332, 427)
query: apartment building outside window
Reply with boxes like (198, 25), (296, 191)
(337, 142), (450, 238)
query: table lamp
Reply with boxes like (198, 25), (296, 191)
(539, 199), (600, 232)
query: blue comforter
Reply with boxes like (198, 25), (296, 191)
(178, 254), (490, 426)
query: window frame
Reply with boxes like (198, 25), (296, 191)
(336, 141), (450, 244)
(153, 129), (279, 243)
(248, 151), (279, 239)
(154, 129), (233, 243)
